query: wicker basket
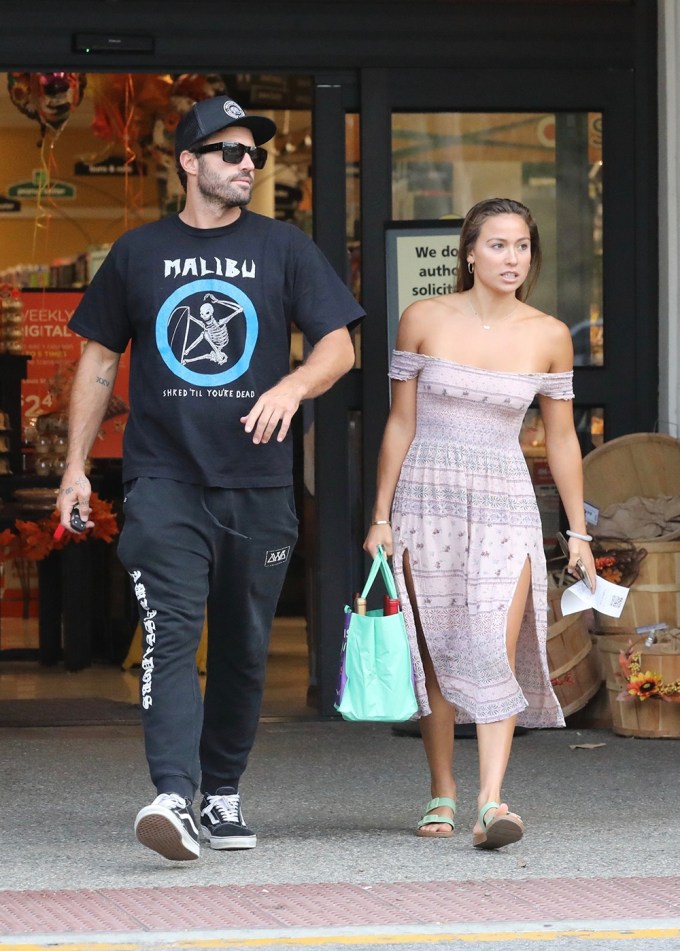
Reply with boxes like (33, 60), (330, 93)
(547, 588), (602, 716)
(593, 539), (680, 632)
(583, 433), (680, 631)
(583, 432), (680, 543)
(596, 633), (680, 738)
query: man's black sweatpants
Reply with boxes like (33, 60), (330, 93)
(117, 477), (298, 801)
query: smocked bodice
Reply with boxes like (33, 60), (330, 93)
(389, 350), (574, 450)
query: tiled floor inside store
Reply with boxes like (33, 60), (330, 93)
(0, 615), (313, 718)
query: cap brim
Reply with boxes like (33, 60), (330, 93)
(233, 115), (277, 146)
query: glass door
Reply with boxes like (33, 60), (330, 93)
(391, 111), (603, 370)
(359, 67), (657, 552)
(0, 70), (318, 717)
(390, 109), (604, 546)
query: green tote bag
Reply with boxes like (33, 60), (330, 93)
(335, 546), (418, 722)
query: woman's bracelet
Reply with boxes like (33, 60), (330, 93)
(566, 529), (593, 542)
(372, 519), (391, 526)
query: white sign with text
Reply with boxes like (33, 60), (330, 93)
(385, 221), (463, 356)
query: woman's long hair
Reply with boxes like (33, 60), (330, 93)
(455, 197), (542, 301)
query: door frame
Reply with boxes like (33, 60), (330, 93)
(308, 75), (363, 716)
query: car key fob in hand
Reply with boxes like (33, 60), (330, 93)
(69, 507), (87, 532)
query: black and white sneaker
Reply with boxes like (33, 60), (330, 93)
(134, 793), (200, 861)
(200, 786), (257, 850)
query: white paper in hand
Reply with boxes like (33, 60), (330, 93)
(560, 576), (629, 618)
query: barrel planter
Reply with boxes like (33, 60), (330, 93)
(583, 432), (680, 633)
(596, 632), (680, 738)
(547, 588), (602, 716)
(593, 539), (680, 632)
(582, 433), (680, 528)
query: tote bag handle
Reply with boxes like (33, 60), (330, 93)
(359, 545), (398, 601)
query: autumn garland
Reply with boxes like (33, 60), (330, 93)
(618, 639), (680, 704)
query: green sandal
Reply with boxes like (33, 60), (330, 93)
(416, 797), (456, 838)
(472, 800), (524, 850)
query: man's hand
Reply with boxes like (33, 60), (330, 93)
(240, 377), (305, 444)
(240, 327), (355, 444)
(57, 464), (94, 534)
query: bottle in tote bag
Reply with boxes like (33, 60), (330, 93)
(383, 596), (400, 615)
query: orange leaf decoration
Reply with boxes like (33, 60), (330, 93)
(0, 527), (20, 562)
(0, 492), (119, 562)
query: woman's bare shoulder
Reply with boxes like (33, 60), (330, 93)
(522, 308), (573, 369)
(401, 293), (462, 320)
(398, 294), (463, 349)
(523, 307), (571, 337)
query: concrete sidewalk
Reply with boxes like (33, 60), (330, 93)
(0, 719), (678, 946)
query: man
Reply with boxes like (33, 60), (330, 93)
(57, 96), (364, 861)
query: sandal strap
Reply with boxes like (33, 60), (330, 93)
(423, 797), (456, 813)
(417, 797), (456, 830)
(417, 813), (455, 830)
(478, 801), (500, 829)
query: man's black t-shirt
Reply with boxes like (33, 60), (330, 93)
(69, 210), (365, 487)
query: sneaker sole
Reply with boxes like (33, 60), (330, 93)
(135, 810), (199, 861)
(200, 828), (257, 850)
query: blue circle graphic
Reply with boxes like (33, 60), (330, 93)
(156, 279), (258, 386)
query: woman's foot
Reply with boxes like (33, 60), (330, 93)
(472, 800), (508, 838)
(472, 800), (524, 849)
(416, 792), (457, 838)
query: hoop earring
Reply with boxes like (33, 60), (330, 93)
(467, 261), (474, 274)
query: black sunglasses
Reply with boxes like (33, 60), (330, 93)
(192, 141), (268, 169)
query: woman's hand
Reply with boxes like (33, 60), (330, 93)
(567, 536), (597, 591)
(363, 523), (393, 558)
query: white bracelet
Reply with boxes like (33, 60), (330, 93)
(566, 529), (592, 542)
(372, 520), (391, 526)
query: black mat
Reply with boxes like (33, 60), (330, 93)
(0, 698), (142, 728)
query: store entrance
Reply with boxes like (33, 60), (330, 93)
(0, 72), (333, 719)
(1, 63), (658, 720)
(307, 62), (659, 715)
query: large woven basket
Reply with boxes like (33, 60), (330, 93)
(583, 433), (680, 631)
(591, 540), (680, 632)
(547, 588), (602, 716)
(583, 432), (680, 543)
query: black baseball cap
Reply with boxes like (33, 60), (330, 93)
(175, 96), (277, 159)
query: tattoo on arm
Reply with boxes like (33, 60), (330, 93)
(95, 376), (111, 387)
(61, 478), (86, 499)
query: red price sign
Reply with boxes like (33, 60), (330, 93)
(20, 289), (129, 458)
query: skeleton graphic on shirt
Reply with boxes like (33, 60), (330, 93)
(170, 292), (244, 366)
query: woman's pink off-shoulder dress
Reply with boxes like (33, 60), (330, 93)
(389, 349), (574, 727)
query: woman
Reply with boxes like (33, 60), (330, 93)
(364, 197), (596, 849)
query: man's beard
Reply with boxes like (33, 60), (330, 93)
(196, 161), (253, 208)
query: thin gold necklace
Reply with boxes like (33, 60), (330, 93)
(467, 296), (518, 331)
